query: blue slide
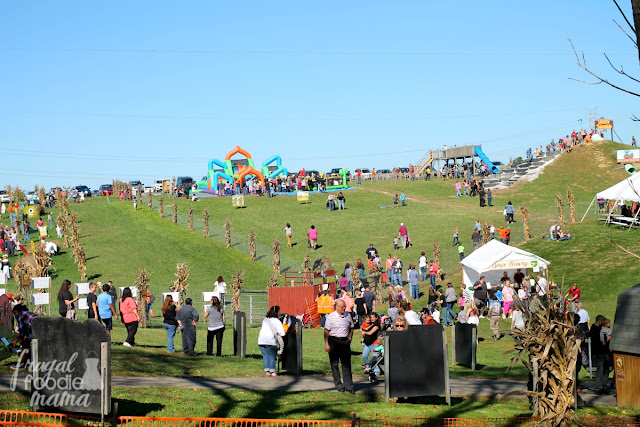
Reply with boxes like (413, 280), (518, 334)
(474, 146), (499, 174)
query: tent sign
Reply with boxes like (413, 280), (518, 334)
(488, 259), (542, 270)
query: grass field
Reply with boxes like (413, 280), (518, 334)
(2, 140), (640, 419)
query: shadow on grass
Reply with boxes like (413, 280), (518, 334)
(114, 397), (164, 416)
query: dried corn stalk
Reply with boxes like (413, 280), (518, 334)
(482, 221), (491, 244)
(567, 188), (576, 223)
(188, 205), (194, 230)
(70, 212), (79, 246)
(556, 193), (565, 226)
(302, 253), (311, 286)
(249, 228), (256, 261)
(6, 186), (12, 206)
(268, 275), (278, 287)
(170, 263), (190, 306)
(172, 203), (178, 225)
(520, 204), (531, 241)
(507, 299), (580, 426)
(37, 186), (47, 207)
(273, 238), (280, 277)
(232, 271), (243, 312)
(147, 191), (153, 210)
(33, 244), (52, 278)
(135, 268), (151, 328)
(76, 244), (87, 282)
(158, 194), (164, 217)
(203, 209), (210, 237)
(351, 268), (360, 290)
(225, 219), (231, 248)
(433, 243), (442, 279)
(171, 177), (177, 195)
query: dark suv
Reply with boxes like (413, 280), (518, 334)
(176, 176), (194, 192)
(73, 185), (92, 197)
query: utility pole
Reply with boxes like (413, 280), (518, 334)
(587, 107), (597, 132)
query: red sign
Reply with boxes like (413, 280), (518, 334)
(596, 119), (613, 129)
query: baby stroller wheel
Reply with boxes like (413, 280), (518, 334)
(369, 373), (378, 385)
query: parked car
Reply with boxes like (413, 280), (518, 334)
(327, 168), (349, 176)
(99, 184), (113, 196)
(377, 169), (391, 174)
(72, 186), (92, 197)
(398, 167), (410, 174)
(305, 170), (320, 176)
(0, 190), (9, 204)
(129, 180), (143, 187)
(356, 168), (372, 180)
(26, 191), (38, 204)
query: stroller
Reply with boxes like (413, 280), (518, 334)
(363, 341), (385, 385)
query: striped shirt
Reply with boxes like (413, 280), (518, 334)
(324, 310), (353, 338)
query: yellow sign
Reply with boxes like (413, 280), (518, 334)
(297, 191), (309, 203)
(232, 195), (244, 207)
(596, 119), (613, 129)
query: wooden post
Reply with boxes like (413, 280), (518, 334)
(451, 325), (456, 366)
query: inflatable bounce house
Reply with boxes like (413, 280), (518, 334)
(198, 146), (289, 195)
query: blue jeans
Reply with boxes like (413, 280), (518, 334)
(410, 284), (419, 299)
(443, 302), (456, 326)
(386, 269), (393, 283)
(419, 267), (427, 281)
(338, 200), (345, 209)
(453, 237), (459, 246)
(393, 272), (402, 286)
(456, 189), (461, 197)
(163, 323), (177, 352)
(259, 345), (277, 371)
(430, 274), (436, 289)
(363, 344), (380, 374)
(321, 313), (327, 328)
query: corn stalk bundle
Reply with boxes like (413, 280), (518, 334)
(232, 271), (243, 312)
(273, 238), (280, 277)
(171, 177), (177, 194)
(556, 193), (565, 226)
(302, 253), (311, 286)
(158, 194), (164, 217)
(170, 263), (190, 306)
(520, 204), (531, 241)
(76, 244), (87, 282)
(56, 212), (67, 248)
(172, 203), (178, 225)
(33, 244), (52, 278)
(203, 209), (210, 237)
(507, 300), (580, 426)
(268, 275), (278, 287)
(225, 219), (231, 248)
(567, 188), (576, 223)
(188, 205), (194, 230)
(70, 212), (79, 247)
(137, 184), (142, 200)
(322, 256), (331, 273)
(482, 221), (491, 244)
(433, 243), (443, 279)
(37, 186), (47, 206)
(147, 191), (153, 210)
(249, 228), (256, 261)
(13, 187), (25, 204)
(6, 186), (12, 206)
(134, 268), (151, 328)
(351, 268), (360, 290)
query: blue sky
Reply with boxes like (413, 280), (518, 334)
(1, 1), (638, 189)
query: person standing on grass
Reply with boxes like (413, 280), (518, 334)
(177, 297), (199, 356)
(473, 276), (488, 318)
(47, 212), (53, 229)
(162, 295), (179, 353)
(408, 265), (419, 300)
(442, 282), (457, 326)
(258, 305), (286, 377)
(97, 284), (118, 336)
(428, 261), (438, 290)
(284, 223), (292, 248)
(324, 299), (355, 393)
(87, 282), (99, 321)
(58, 279), (79, 318)
(119, 287), (139, 347)
(455, 181), (462, 197)
(214, 276), (227, 307)
(308, 225), (318, 251)
(418, 252), (428, 281)
(398, 223), (408, 249)
(204, 296), (226, 357)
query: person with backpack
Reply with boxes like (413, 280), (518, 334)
(489, 292), (503, 340)
(11, 304), (37, 369)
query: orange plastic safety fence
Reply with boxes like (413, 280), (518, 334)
(119, 418), (352, 427)
(0, 410), (68, 427)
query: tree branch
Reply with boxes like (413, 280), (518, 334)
(604, 52), (640, 83)
(612, 0), (637, 34)
(569, 38), (640, 97)
(613, 19), (638, 47)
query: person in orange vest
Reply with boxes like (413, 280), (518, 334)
(316, 290), (335, 328)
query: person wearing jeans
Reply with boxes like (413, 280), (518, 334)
(441, 283), (457, 326)
(204, 296), (226, 356)
(407, 265), (419, 300)
(162, 295), (178, 353)
(119, 287), (139, 347)
(258, 306), (285, 377)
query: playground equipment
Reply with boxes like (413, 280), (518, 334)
(198, 146), (289, 194)
(414, 145), (499, 175)
(325, 168), (349, 190)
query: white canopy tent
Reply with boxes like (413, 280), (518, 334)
(581, 173), (640, 222)
(460, 240), (550, 288)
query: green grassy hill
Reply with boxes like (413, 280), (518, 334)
(6, 140), (638, 321)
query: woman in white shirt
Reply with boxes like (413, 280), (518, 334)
(214, 276), (227, 307)
(258, 305), (286, 377)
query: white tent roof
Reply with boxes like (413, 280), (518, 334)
(460, 239), (550, 272)
(596, 173), (640, 203)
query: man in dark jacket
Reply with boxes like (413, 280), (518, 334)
(473, 276), (488, 317)
(589, 315), (609, 394)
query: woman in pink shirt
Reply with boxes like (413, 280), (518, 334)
(502, 281), (515, 319)
(119, 287), (140, 347)
(308, 225), (318, 251)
